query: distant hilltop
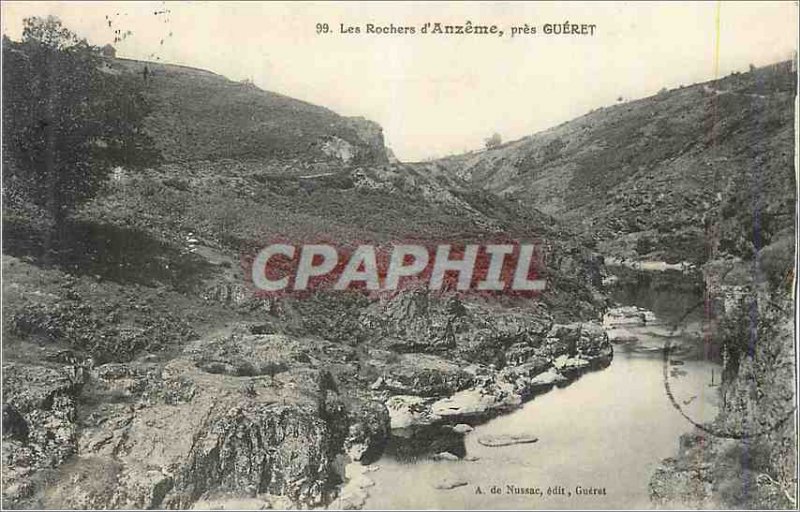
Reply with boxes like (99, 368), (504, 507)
(103, 55), (390, 165)
(423, 59), (797, 264)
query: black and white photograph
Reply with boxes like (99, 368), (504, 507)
(1, 1), (798, 510)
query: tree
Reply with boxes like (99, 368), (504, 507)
(2, 16), (156, 225)
(21, 15), (80, 49)
(484, 132), (502, 149)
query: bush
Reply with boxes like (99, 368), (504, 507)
(759, 237), (795, 290)
(12, 298), (196, 364)
(162, 177), (190, 191)
(484, 132), (502, 149)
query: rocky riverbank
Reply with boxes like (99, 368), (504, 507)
(2, 248), (611, 510)
(648, 256), (796, 509)
(382, 320), (611, 433)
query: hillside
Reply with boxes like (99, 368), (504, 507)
(109, 57), (389, 165)
(2, 40), (608, 510)
(427, 61), (796, 264)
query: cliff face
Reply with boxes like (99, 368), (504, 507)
(343, 116), (389, 164)
(646, 152), (796, 508)
(642, 67), (797, 505)
(649, 262), (796, 509)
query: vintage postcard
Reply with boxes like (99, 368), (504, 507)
(1, 1), (798, 510)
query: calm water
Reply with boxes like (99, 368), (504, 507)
(364, 273), (719, 509)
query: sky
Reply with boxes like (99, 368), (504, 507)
(2, 1), (798, 161)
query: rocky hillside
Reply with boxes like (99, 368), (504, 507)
(648, 254), (796, 509)
(424, 59), (797, 509)
(2, 45), (609, 509)
(427, 61), (796, 264)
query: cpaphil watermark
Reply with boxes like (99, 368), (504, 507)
(244, 241), (546, 296)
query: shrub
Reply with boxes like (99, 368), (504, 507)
(484, 132), (502, 149)
(162, 177), (190, 191)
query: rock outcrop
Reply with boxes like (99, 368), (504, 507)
(362, 295), (612, 431)
(2, 333), (391, 509)
(649, 257), (796, 509)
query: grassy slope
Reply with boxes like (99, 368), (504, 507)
(429, 61), (796, 263)
(3, 53), (601, 372)
(110, 58), (387, 164)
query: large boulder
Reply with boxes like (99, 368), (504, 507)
(2, 363), (85, 506)
(368, 353), (474, 397)
(5, 333), (390, 509)
(385, 395), (440, 430)
(343, 399), (390, 464)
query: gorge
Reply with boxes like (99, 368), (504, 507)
(2, 27), (796, 510)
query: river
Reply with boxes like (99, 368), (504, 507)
(361, 269), (720, 509)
